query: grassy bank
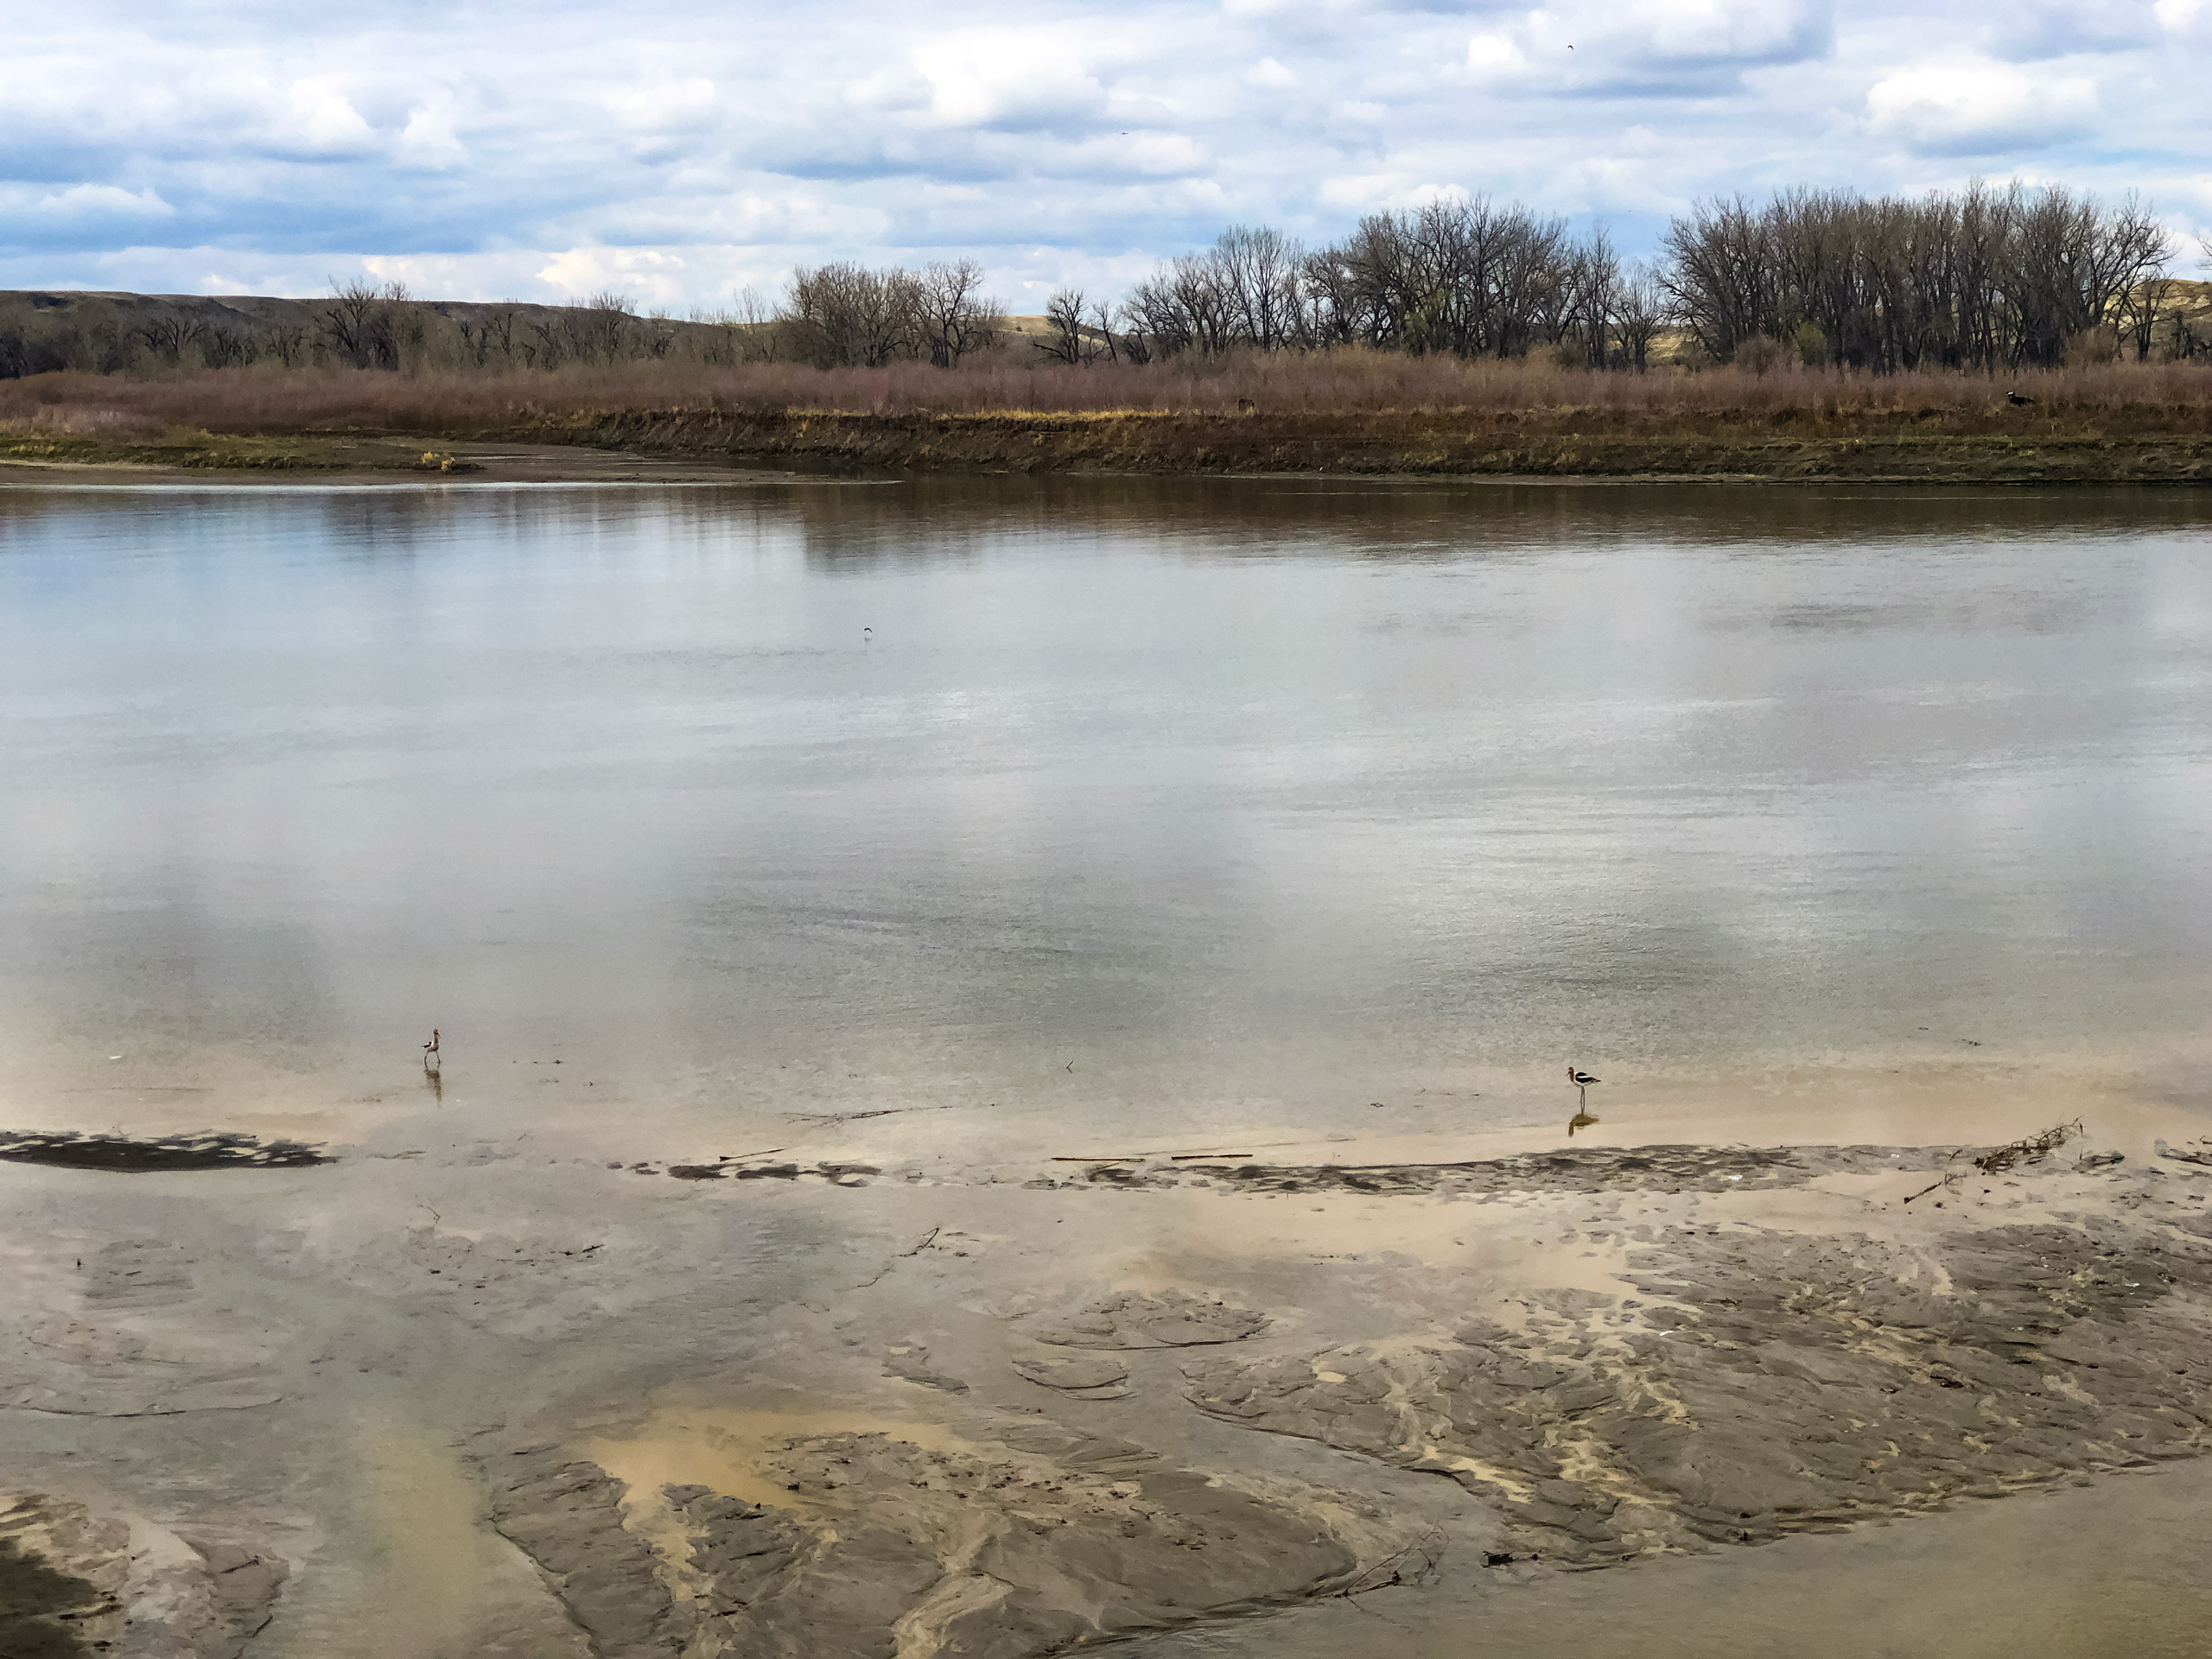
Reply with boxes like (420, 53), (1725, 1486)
(6, 353), (2212, 482)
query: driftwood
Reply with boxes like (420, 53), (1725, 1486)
(2156, 1139), (2212, 1170)
(1905, 1119), (2082, 1204)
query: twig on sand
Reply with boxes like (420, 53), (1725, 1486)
(854, 1225), (942, 1290)
(785, 1105), (953, 1127)
(1906, 1119), (2084, 1204)
(1971, 1118), (2082, 1176)
(1337, 1529), (1446, 1600)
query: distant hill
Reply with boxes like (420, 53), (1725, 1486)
(0, 286), (1082, 379)
(0, 287), (760, 377)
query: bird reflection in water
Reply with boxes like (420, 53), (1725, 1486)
(1567, 1110), (1599, 1137)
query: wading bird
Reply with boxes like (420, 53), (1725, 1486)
(423, 1029), (441, 1069)
(1567, 1065), (1599, 1108)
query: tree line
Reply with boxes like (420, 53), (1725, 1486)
(3, 182), (2207, 382)
(1049, 184), (2202, 372)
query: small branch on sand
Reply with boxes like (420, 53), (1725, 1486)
(1337, 1529), (1446, 1599)
(1903, 1174), (1957, 1205)
(854, 1225), (942, 1290)
(1970, 1118), (2082, 1176)
(785, 1105), (952, 1127)
(1907, 1120), (2085, 1203)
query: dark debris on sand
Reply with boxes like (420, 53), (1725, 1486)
(0, 1130), (332, 1173)
(1055, 1143), (1924, 1196)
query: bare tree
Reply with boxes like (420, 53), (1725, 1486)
(567, 290), (631, 365)
(262, 322), (310, 368)
(136, 310), (207, 364)
(783, 263), (923, 367)
(1613, 262), (1667, 372)
(1035, 289), (1096, 365)
(916, 259), (1003, 366)
(318, 278), (414, 370)
(1088, 299), (1119, 364)
(457, 303), (521, 368)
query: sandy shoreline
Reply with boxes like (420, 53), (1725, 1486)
(5, 1093), (2211, 1658)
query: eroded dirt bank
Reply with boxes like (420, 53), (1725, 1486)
(9, 400), (2212, 484)
(557, 404), (2212, 484)
(4, 1116), (2211, 1658)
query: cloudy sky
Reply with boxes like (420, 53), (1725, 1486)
(3, 0), (2208, 310)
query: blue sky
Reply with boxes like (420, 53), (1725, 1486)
(3, 0), (2207, 309)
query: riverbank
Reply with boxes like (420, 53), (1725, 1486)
(6, 353), (2211, 485)
(570, 402), (2212, 483)
(6, 403), (2212, 486)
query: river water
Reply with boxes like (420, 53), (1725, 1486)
(3, 477), (2210, 1154)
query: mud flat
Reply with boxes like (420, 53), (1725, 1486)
(3, 1116), (2210, 1657)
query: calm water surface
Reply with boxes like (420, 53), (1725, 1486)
(3, 477), (2209, 1148)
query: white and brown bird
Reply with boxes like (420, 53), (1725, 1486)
(423, 1028), (441, 1068)
(1567, 1065), (1599, 1107)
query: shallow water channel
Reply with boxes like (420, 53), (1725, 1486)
(3, 474), (2211, 1656)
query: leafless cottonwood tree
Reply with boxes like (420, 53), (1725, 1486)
(135, 311), (207, 365)
(569, 291), (631, 365)
(783, 262), (925, 367)
(915, 259), (1004, 366)
(318, 278), (416, 370)
(1035, 289), (1098, 365)
(1660, 183), (2174, 369)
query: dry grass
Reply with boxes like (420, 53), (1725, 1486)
(5, 349), (2212, 442)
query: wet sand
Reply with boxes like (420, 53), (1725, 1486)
(4, 1084), (2209, 1658)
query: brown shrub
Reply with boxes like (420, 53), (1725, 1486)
(3, 349), (2209, 442)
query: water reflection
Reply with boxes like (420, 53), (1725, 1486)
(2, 477), (2209, 1142)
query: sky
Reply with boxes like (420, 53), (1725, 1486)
(3, 0), (2209, 311)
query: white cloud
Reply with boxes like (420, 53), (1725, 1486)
(1465, 33), (1523, 75)
(1865, 60), (2099, 154)
(29, 184), (175, 219)
(911, 29), (1112, 129)
(534, 246), (690, 304)
(396, 96), (467, 168)
(604, 75), (720, 133)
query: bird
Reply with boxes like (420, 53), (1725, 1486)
(2006, 391), (2036, 407)
(423, 1028), (441, 1069)
(1567, 1065), (1599, 1108)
